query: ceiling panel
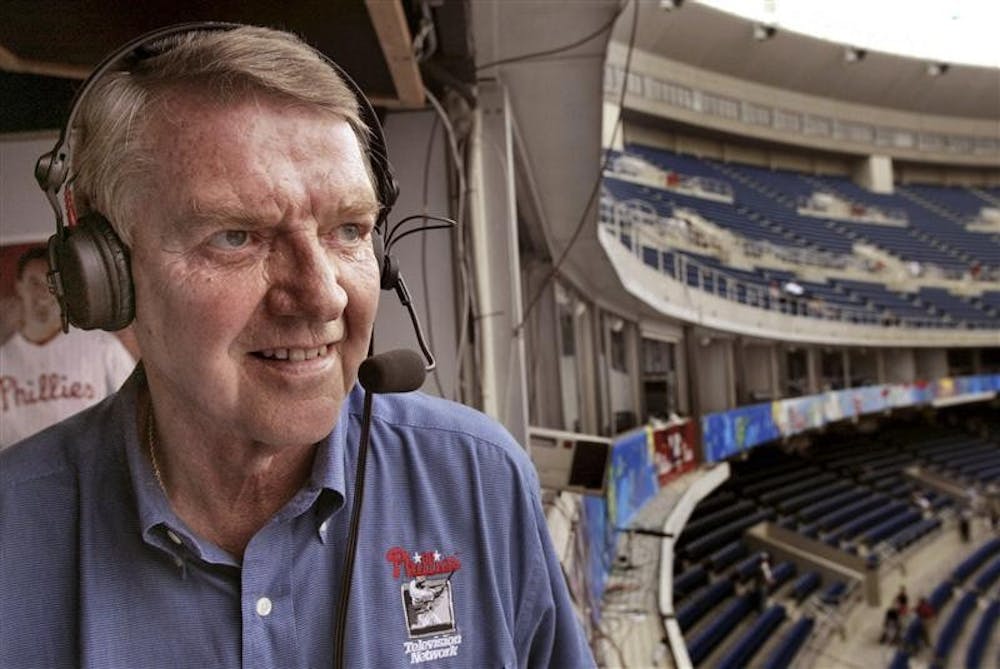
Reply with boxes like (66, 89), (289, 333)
(615, 2), (1000, 120)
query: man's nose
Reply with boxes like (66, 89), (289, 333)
(265, 234), (347, 321)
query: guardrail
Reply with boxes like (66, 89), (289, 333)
(601, 202), (965, 330)
(795, 194), (909, 225)
(601, 188), (868, 273)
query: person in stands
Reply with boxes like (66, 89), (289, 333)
(0, 246), (134, 448)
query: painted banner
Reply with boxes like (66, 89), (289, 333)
(772, 395), (825, 437)
(701, 402), (779, 463)
(580, 494), (614, 623)
(607, 430), (659, 529)
(700, 374), (1000, 464)
(651, 420), (697, 486)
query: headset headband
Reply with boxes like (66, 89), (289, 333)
(35, 21), (399, 239)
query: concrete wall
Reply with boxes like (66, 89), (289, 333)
(695, 338), (734, 414)
(1, 133), (56, 244)
(884, 349), (917, 383)
(915, 348), (949, 380)
(741, 343), (776, 401)
(607, 44), (1000, 170)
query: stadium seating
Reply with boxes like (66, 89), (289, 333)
(790, 572), (821, 603)
(930, 592), (976, 668)
(672, 564), (708, 602)
(971, 555), (1000, 593)
(950, 537), (1000, 583)
(685, 593), (755, 665)
(887, 650), (910, 669)
(819, 581), (848, 606)
(761, 616), (814, 669)
(703, 540), (749, 573)
(600, 146), (1000, 333)
(682, 509), (772, 561)
(677, 580), (735, 632)
(964, 600), (999, 669)
(716, 604), (787, 669)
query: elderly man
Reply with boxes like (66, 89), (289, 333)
(0, 246), (134, 448)
(0, 25), (594, 668)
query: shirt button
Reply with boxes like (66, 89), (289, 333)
(256, 597), (273, 617)
(166, 529), (182, 546)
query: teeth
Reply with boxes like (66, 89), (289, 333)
(258, 345), (329, 361)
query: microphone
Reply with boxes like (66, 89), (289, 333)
(358, 349), (426, 393)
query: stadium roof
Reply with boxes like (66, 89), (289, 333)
(702, 0), (1000, 69)
(620, 0), (1000, 120)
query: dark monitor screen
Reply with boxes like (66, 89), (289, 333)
(568, 440), (609, 492)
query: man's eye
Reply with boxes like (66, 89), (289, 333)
(209, 230), (251, 249)
(336, 224), (362, 243)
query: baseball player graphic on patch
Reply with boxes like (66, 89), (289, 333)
(401, 576), (456, 637)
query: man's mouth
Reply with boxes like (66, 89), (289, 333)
(253, 345), (331, 361)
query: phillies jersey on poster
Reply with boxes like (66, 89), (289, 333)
(0, 330), (134, 448)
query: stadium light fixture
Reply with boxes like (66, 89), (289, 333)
(752, 23), (777, 41)
(844, 46), (867, 63)
(926, 62), (950, 76)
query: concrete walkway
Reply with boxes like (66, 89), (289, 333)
(815, 517), (998, 669)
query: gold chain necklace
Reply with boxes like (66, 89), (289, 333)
(146, 405), (168, 495)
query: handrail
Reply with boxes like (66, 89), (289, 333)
(607, 155), (733, 200)
(601, 206), (984, 331)
(601, 191), (1000, 326)
(601, 190), (869, 272)
(796, 193), (909, 225)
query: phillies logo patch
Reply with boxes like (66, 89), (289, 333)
(386, 546), (463, 664)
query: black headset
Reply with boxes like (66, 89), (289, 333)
(35, 21), (402, 332)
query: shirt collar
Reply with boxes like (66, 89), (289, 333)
(125, 373), (363, 560)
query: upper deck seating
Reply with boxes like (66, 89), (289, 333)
(916, 287), (995, 328)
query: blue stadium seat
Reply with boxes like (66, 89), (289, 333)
(761, 616), (814, 669)
(819, 581), (847, 606)
(677, 579), (735, 632)
(964, 600), (999, 669)
(716, 604), (786, 669)
(951, 537), (1000, 584)
(887, 650), (910, 669)
(673, 565), (708, 602)
(686, 593), (755, 665)
(790, 572), (821, 603)
(705, 540), (748, 573)
(931, 592), (976, 667)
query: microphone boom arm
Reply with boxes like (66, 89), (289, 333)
(394, 272), (436, 372)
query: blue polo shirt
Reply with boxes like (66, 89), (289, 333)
(0, 369), (594, 668)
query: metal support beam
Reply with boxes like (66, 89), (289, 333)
(467, 81), (529, 446)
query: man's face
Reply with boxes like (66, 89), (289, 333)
(130, 93), (381, 447)
(16, 258), (60, 329)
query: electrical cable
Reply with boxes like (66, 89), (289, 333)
(475, 1), (629, 72)
(332, 344), (376, 669)
(419, 115), (445, 396)
(514, 0), (638, 335)
(390, 223), (456, 249)
(423, 87), (475, 403)
(387, 214), (455, 248)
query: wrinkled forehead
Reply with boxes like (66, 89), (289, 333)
(135, 94), (379, 234)
(142, 86), (379, 209)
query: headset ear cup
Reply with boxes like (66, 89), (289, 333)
(56, 213), (134, 331)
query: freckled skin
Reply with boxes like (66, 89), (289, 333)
(130, 91), (380, 467)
